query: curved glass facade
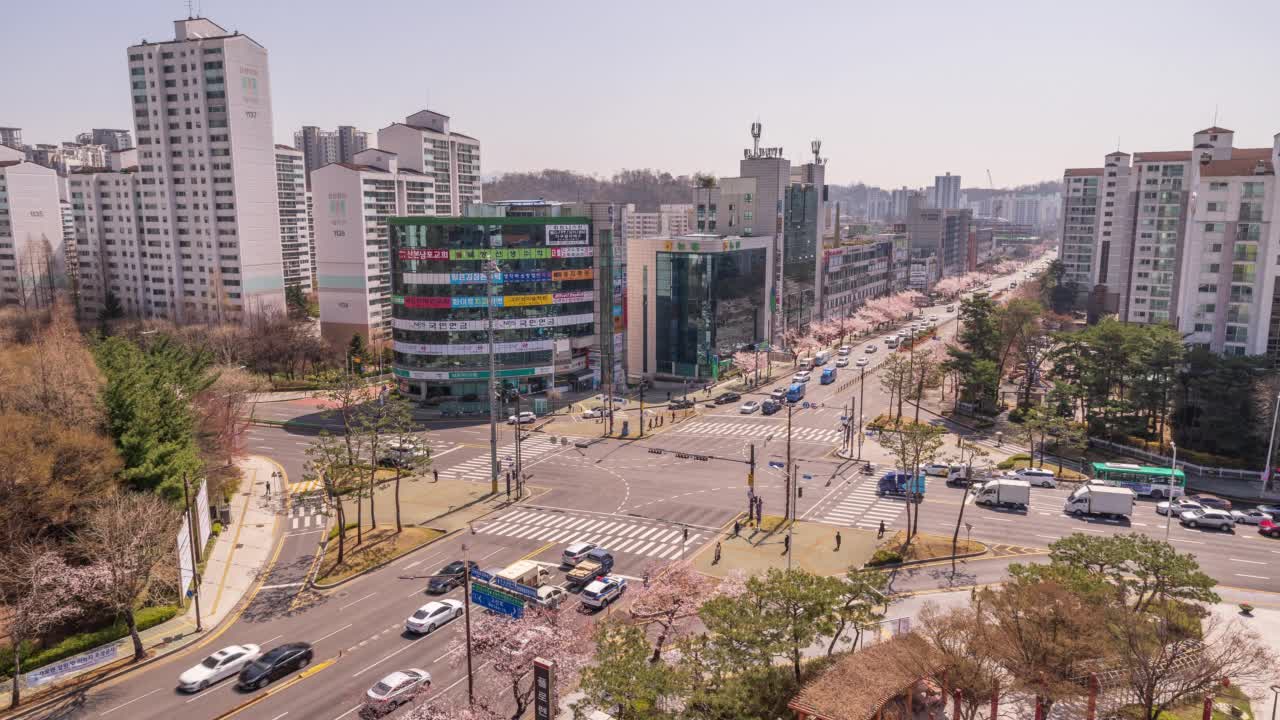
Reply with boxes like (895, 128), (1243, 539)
(389, 217), (596, 408)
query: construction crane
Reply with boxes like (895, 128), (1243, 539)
(987, 169), (1003, 220)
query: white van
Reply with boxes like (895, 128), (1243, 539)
(838, 345), (851, 356)
(885, 335), (901, 349)
(797, 357), (814, 370)
(814, 350), (831, 366)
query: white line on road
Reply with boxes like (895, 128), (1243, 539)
(403, 559), (423, 570)
(1034, 534), (1060, 541)
(1230, 558), (1267, 565)
(340, 592), (377, 612)
(432, 644), (463, 663)
(312, 623), (353, 644)
(269, 713), (290, 720)
(352, 635), (426, 677)
(100, 688), (163, 716)
(330, 704), (362, 720)
(259, 582), (305, 590)
(432, 445), (466, 459)
(1236, 574), (1270, 580)
(1171, 538), (1203, 544)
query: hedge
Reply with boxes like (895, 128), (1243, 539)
(996, 453), (1032, 470)
(867, 548), (904, 566)
(0, 605), (181, 679)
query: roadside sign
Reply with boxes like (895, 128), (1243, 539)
(471, 582), (525, 619)
(492, 575), (540, 600)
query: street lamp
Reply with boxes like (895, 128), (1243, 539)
(484, 259), (501, 495)
(1165, 442), (1176, 541)
(1263, 393), (1280, 496)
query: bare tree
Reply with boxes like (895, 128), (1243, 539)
(883, 422), (944, 544)
(317, 371), (375, 543)
(878, 354), (913, 423)
(372, 394), (430, 534)
(304, 431), (363, 563)
(948, 441), (990, 576)
(0, 545), (97, 708)
(76, 494), (182, 662)
(909, 601), (1011, 720)
(194, 366), (266, 469)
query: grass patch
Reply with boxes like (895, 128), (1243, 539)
(0, 605), (180, 679)
(1113, 684), (1251, 719)
(878, 530), (985, 563)
(866, 414), (934, 432)
(317, 525), (445, 585)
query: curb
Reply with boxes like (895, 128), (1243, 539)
(864, 543), (990, 571)
(310, 526), (460, 590)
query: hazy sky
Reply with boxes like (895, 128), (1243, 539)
(7, 0), (1280, 188)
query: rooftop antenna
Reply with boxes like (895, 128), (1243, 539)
(1212, 105), (1219, 127)
(186, 0), (193, 18)
(811, 139), (822, 165)
(750, 121), (761, 155)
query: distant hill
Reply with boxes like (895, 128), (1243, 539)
(483, 169), (700, 211)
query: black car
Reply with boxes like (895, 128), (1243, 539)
(761, 400), (781, 415)
(427, 560), (479, 593)
(237, 643), (313, 690)
(713, 392), (742, 405)
(669, 398), (695, 410)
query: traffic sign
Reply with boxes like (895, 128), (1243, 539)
(472, 582), (525, 618)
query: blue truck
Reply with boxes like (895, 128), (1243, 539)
(820, 367), (838, 385)
(878, 472), (927, 500)
(786, 382), (806, 403)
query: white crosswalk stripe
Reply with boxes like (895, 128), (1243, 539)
(673, 421), (843, 444)
(289, 501), (327, 530)
(439, 437), (565, 483)
(474, 509), (704, 560)
(814, 480), (907, 530)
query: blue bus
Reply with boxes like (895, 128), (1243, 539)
(820, 367), (838, 385)
(786, 383), (806, 403)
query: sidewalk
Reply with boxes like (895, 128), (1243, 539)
(1, 455), (281, 710)
(690, 515), (879, 578)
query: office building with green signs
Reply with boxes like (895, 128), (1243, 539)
(626, 234), (774, 381)
(389, 202), (622, 410)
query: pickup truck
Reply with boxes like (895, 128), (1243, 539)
(580, 576), (627, 609)
(565, 548), (614, 589)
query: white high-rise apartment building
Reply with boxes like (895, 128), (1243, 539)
(0, 144), (65, 308)
(274, 145), (311, 293)
(934, 172), (961, 210)
(377, 110), (482, 215)
(312, 148), (434, 347)
(126, 17), (285, 323)
(294, 125), (370, 179)
(1059, 168), (1101, 293)
(621, 203), (693, 241)
(68, 162), (146, 318)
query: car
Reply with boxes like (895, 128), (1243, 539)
(364, 669), (431, 715)
(1231, 508), (1273, 525)
(581, 408), (605, 419)
(761, 400), (781, 415)
(714, 391), (742, 405)
(855, 357), (868, 368)
(739, 400), (760, 414)
(534, 585), (568, 609)
(838, 345), (851, 356)
(1156, 498), (1203, 516)
(581, 576), (628, 609)
(507, 411), (536, 425)
(923, 463), (952, 478)
(946, 305), (955, 312)
(1260, 518), (1280, 538)
(561, 541), (597, 567)
(792, 371), (811, 383)
(178, 644), (262, 692)
(405, 599), (464, 634)
(427, 560), (478, 593)
(1187, 494), (1232, 511)
(378, 439), (429, 468)
(835, 357), (849, 368)
(1013, 468), (1058, 488)
(865, 345), (878, 354)
(1178, 508), (1235, 532)
(669, 398), (695, 410)
(594, 394), (627, 406)
(929, 315), (939, 322)
(770, 387), (787, 402)
(237, 642), (313, 690)
(1256, 503), (1280, 519)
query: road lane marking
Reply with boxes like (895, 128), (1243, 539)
(1230, 558), (1266, 565)
(403, 559), (423, 570)
(312, 623), (353, 644)
(269, 714), (289, 720)
(331, 705), (363, 720)
(259, 582), (305, 590)
(352, 635), (426, 677)
(100, 688), (163, 716)
(339, 592), (377, 611)
(1171, 538), (1203, 544)
(432, 644), (463, 663)
(1235, 574), (1270, 580)
(1034, 534), (1060, 541)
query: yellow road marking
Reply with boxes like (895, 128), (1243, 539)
(520, 542), (555, 561)
(216, 658), (334, 719)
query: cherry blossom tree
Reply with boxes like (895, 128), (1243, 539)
(731, 350), (763, 386)
(629, 560), (715, 662)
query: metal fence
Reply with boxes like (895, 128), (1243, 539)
(1087, 438), (1265, 486)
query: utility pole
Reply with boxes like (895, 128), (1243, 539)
(462, 542), (475, 705)
(485, 260), (500, 495)
(748, 443), (756, 493)
(639, 381), (645, 439)
(785, 404), (793, 522)
(857, 365), (867, 460)
(513, 391), (523, 499)
(182, 474), (203, 632)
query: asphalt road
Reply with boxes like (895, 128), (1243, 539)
(32, 255), (1279, 720)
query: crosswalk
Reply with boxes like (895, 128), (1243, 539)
(675, 421), (843, 444)
(475, 509), (704, 560)
(440, 436), (566, 483)
(289, 477), (322, 494)
(814, 479), (906, 531)
(289, 500), (327, 530)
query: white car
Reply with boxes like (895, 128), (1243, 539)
(581, 576), (627, 609)
(923, 463), (952, 478)
(837, 345), (851, 356)
(365, 669), (431, 713)
(1156, 499), (1203, 516)
(835, 357), (849, 368)
(1014, 468), (1057, 488)
(581, 408), (605, 419)
(1230, 508), (1273, 525)
(792, 371), (811, 383)
(855, 357), (868, 368)
(929, 315), (939, 322)
(507, 411), (536, 425)
(865, 345), (878, 354)
(740, 401), (760, 414)
(178, 644), (262, 692)
(1179, 508), (1234, 532)
(535, 585), (568, 608)
(561, 541), (597, 566)
(405, 599), (464, 634)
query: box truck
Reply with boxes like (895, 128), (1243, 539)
(1064, 485), (1134, 519)
(973, 478), (1030, 509)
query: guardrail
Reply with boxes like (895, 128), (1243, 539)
(1087, 437), (1263, 482)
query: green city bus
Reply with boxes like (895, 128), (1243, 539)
(1089, 462), (1186, 499)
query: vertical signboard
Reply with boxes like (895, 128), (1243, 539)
(533, 657), (556, 720)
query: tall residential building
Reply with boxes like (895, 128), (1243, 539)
(1177, 130), (1279, 358)
(312, 148), (433, 347)
(274, 145), (311, 293)
(934, 173), (961, 210)
(67, 160), (146, 319)
(1059, 168), (1101, 296)
(621, 203), (692, 241)
(127, 17), (285, 323)
(83, 129), (134, 151)
(377, 110), (482, 215)
(890, 187), (914, 219)
(294, 125), (370, 178)
(0, 144), (66, 308)
(906, 206), (972, 279)
(0, 128), (22, 150)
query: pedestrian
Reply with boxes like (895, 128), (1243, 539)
(835, 531), (842, 551)
(714, 542), (722, 564)
(877, 520), (886, 539)
(433, 468), (439, 483)
(683, 526), (689, 544)
(733, 519), (741, 537)
(757, 498), (764, 524)
(264, 479), (271, 499)
(643, 570), (650, 589)
(783, 534), (791, 555)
